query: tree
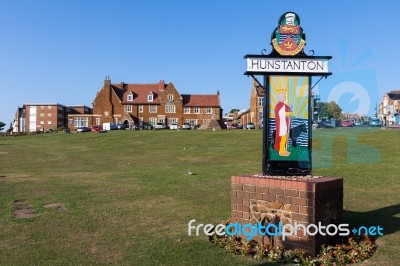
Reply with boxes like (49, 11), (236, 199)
(327, 101), (342, 120)
(317, 101), (342, 120)
(0, 122), (5, 131)
(229, 109), (240, 114)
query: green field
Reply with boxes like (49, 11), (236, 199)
(0, 128), (399, 265)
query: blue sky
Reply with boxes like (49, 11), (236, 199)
(1, 1), (399, 128)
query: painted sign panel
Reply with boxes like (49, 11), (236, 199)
(268, 76), (309, 161)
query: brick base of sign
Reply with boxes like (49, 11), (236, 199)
(231, 175), (343, 256)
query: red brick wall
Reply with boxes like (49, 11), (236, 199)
(231, 175), (343, 256)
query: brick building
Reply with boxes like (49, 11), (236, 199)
(68, 78), (222, 130)
(12, 103), (92, 133)
(379, 90), (400, 123)
(239, 80), (264, 128)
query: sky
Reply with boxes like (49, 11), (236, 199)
(1, 1), (400, 129)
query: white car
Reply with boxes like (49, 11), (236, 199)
(182, 123), (191, 130)
(169, 123), (178, 130)
(155, 123), (166, 129)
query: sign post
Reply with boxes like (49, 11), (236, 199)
(245, 11), (332, 175)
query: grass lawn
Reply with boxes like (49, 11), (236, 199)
(0, 128), (399, 265)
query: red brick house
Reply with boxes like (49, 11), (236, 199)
(239, 80), (264, 128)
(68, 78), (222, 130)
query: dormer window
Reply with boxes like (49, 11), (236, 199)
(148, 94), (154, 102)
(127, 93), (133, 101)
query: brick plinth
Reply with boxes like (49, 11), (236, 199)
(231, 175), (343, 256)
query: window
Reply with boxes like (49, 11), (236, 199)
(149, 105), (157, 113)
(193, 107), (200, 114)
(58, 114), (63, 119)
(73, 117), (88, 127)
(148, 94), (154, 102)
(258, 97), (264, 107)
(184, 107), (190, 114)
(40, 121), (44, 125)
(48, 106), (52, 110)
(114, 118), (118, 124)
(124, 105), (132, 112)
(40, 105), (44, 110)
(168, 94), (174, 101)
(47, 113), (52, 117)
(149, 117), (157, 126)
(139, 105), (143, 113)
(47, 121), (52, 125)
(127, 94), (133, 101)
(205, 107), (213, 114)
(40, 113), (44, 117)
(165, 104), (175, 113)
(69, 119), (73, 125)
(186, 119), (197, 126)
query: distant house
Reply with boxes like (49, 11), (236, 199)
(13, 103), (92, 133)
(239, 80), (263, 128)
(380, 90), (400, 124)
(68, 78), (222, 130)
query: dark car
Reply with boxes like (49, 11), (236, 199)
(77, 127), (91, 133)
(143, 123), (153, 130)
(117, 123), (127, 130)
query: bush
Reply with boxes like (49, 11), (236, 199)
(209, 222), (377, 265)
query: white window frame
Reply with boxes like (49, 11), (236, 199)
(149, 105), (157, 113)
(124, 105), (132, 112)
(148, 94), (154, 102)
(258, 97), (264, 107)
(193, 107), (200, 114)
(205, 107), (212, 114)
(127, 94), (133, 101)
(165, 104), (175, 113)
(168, 94), (174, 101)
(139, 105), (143, 113)
(186, 119), (197, 126)
(184, 107), (190, 114)
(47, 113), (52, 117)
(149, 117), (157, 126)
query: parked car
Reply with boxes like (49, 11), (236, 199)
(369, 118), (382, 127)
(236, 124), (243, 129)
(109, 123), (118, 130)
(182, 123), (191, 130)
(169, 123), (178, 130)
(155, 123), (166, 130)
(77, 127), (91, 133)
(246, 123), (256, 129)
(354, 121), (363, 126)
(117, 123), (127, 130)
(131, 124), (141, 130)
(340, 120), (353, 127)
(143, 123), (153, 130)
(91, 125), (103, 132)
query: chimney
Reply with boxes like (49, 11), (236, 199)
(217, 90), (220, 96)
(104, 76), (111, 88)
(159, 80), (165, 91)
